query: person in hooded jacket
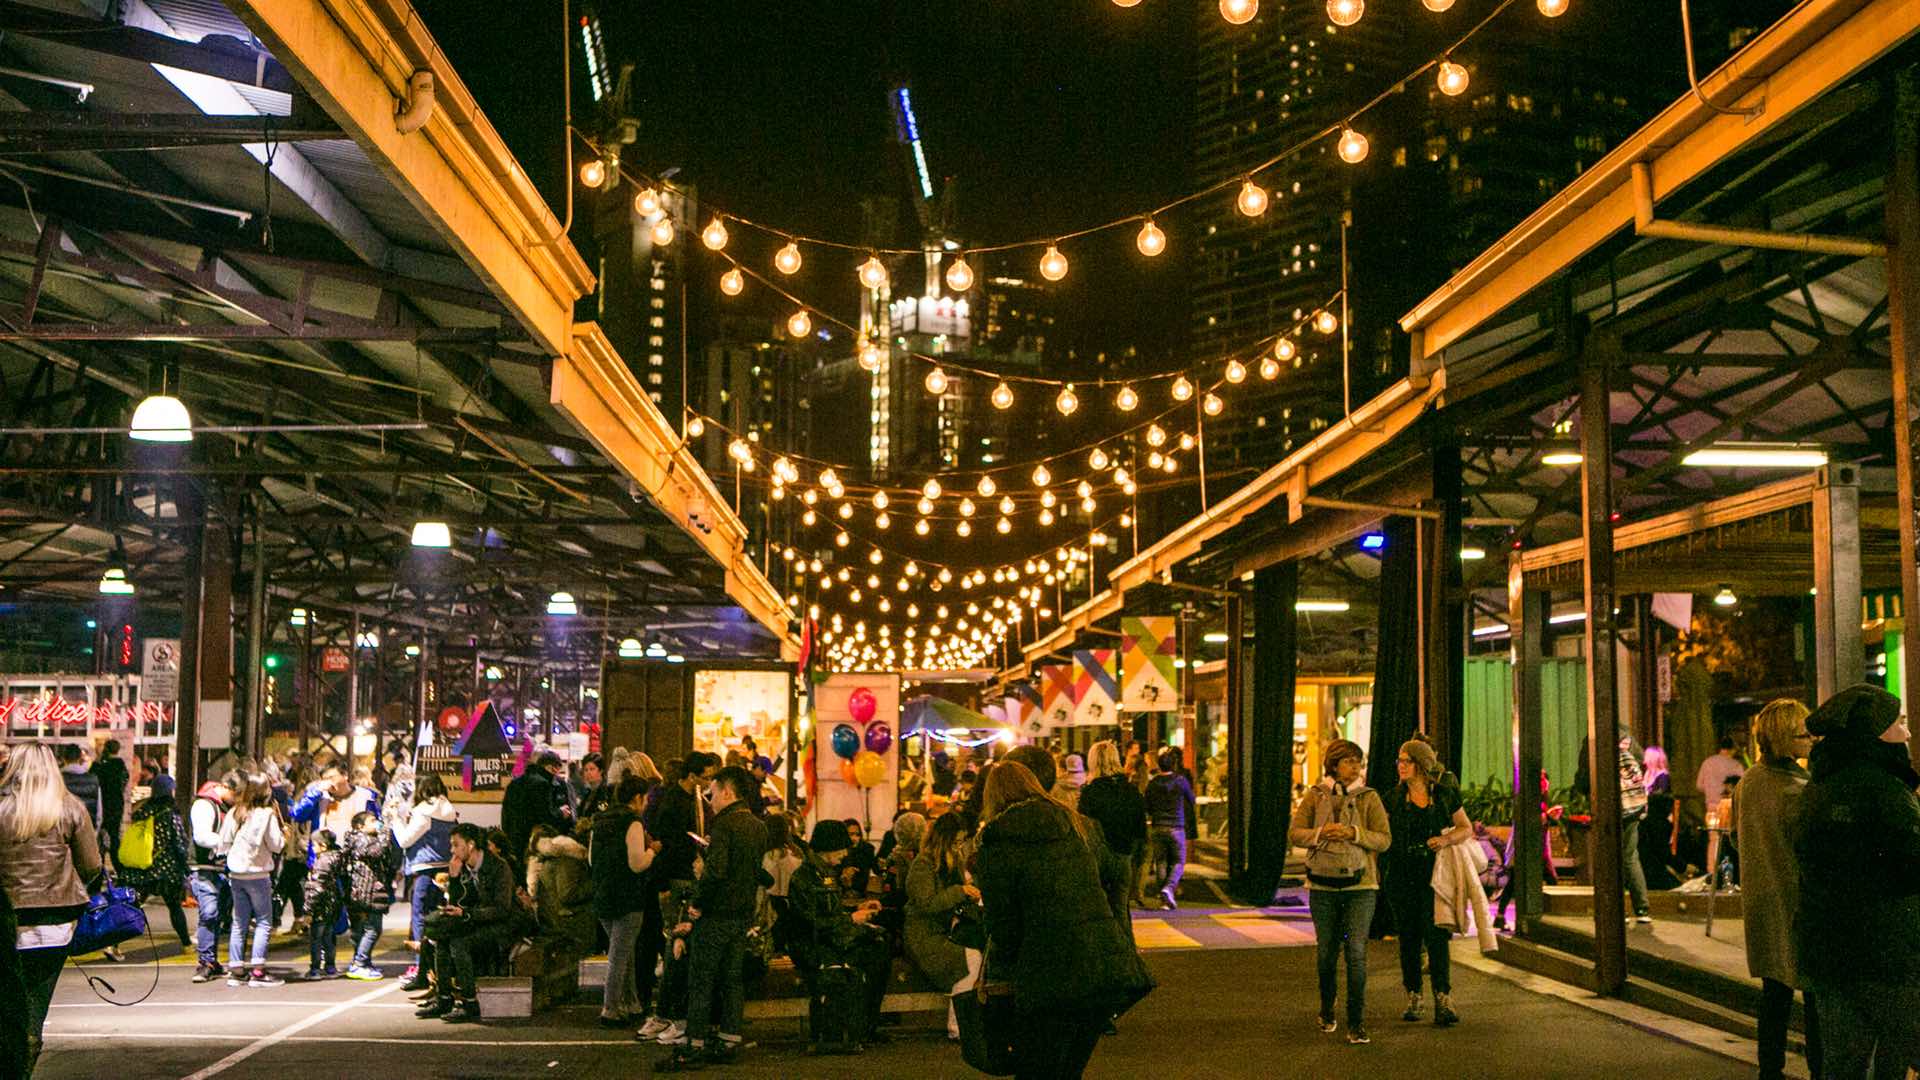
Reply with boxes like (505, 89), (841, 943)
(120, 773), (191, 951)
(1792, 684), (1920, 1080)
(1078, 740), (1147, 938)
(1288, 739), (1391, 1045)
(975, 760), (1152, 1080)
(394, 774), (457, 992)
(524, 824), (595, 956)
(340, 812), (395, 979)
(588, 774), (659, 1030)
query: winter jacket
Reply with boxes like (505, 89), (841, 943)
(289, 783), (380, 863)
(787, 852), (880, 972)
(91, 756), (129, 824)
(1733, 757), (1808, 987)
(528, 834), (595, 952)
(1144, 772), (1196, 833)
(60, 766), (103, 828)
(303, 846), (346, 921)
(1793, 734), (1920, 988)
(1080, 774), (1148, 854)
(188, 793), (227, 872)
(1287, 779), (1392, 891)
(394, 796), (458, 875)
(645, 782), (703, 883)
(588, 807), (652, 920)
(120, 796), (190, 898)
(0, 789), (102, 914)
(500, 769), (566, 862)
(340, 829), (394, 912)
(445, 848), (517, 931)
(693, 801), (768, 921)
(975, 795), (1153, 1015)
(903, 849), (973, 989)
(219, 806), (286, 879)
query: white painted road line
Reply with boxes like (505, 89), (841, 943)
(177, 981), (404, 1080)
(48, 1033), (629, 1048)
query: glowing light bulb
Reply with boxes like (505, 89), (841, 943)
(1203, 392), (1225, 416)
(945, 256), (974, 292)
(728, 437), (752, 463)
(915, 518), (931, 536)
(649, 217), (675, 246)
(685, 415), (705, 438)
(719, 267), (744, 296)
(701, 217), (729, 251)
(996, 517), (1012, 535)
(1148, 451), (1164, 469)
(959, 498), (976, 517)
(1040, 490), (1057, 507)
(1257, 356), (1280, 380)
(859, 341), (885, 372)
(998, 496), (1015, 516)
(774, 241), (803, 275)
(787, 309), (812, 338)
(917, 497), (934, 515)
(579, 158), (607, 188)
(923, 478), (942, 500)
(1225, 359), (1248, 384)
(632, 187), (662, 215)
(1039, 245), (1069, 282)
(1236, 179), (1269, 217)
(869, 547), (885, 565)
(1040, 508), (1056, 526)
(991, 382), (1014, 410)
(1114, 385), (1139, 412)
(1113, 0), (1143, 7)
(1077, 480), (1094, 499)
(1315, 309), (1340, 335)
(1146, 424), (1167, 447)
(1136, 219), (1166, 257)
(1089, 448), (1110, 471)
(956, 520), (973, 537)
(1537, 0), (1568, 15)
(1423, 0), (1454, 9)
(1180, 432), (1196, 451)
(1437, 60), (1469, 97)
(1056, 385), (1079, 416)
(1327, 0), (1363, 25)
(977, 475), (997, 498)
(838, 503), (853, 520)
(1162, 456), (1179, 473)
(872, 491), (890, 510)
(1219, 0), (1258, 24)
(925, 367), (950, 395)
(1274, 337), (1298, 361)
(1032, 464), (1052, 487)
(1172, 376), (1194, 402)
(835, 531), (850, 548)
(875, 512), (891, 529)
(858, 254), (889, 290)
(1081, 496), (1097, 513)
(1337, 128), (1370, 164)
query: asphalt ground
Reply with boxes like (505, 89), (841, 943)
(33, 901), (1765, 1079)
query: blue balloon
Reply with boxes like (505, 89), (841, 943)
(830, 723), (860, 760)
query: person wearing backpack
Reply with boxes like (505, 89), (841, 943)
(1288, 739), (1391, 1045)
(186, 778), (235, 983)
(118, 774), (191, 952)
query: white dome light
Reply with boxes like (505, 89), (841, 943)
(129, 394), (192, 442)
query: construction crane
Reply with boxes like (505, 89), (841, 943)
(888, 84), (957, 298)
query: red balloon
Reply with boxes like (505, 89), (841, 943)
(848, 687), (877, 725)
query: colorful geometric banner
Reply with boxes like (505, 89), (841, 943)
(1071, 649), (1119, 727)
(1038, 663), (1076, 729)
(1121, 615), (1178, 711)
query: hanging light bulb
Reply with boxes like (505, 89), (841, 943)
(1038, 245), (1069, 281)
(1148, 450), (1165, 469)
(1326, 0), (1363, 25)
(998, 495), (1015, 516)
(1172, 376), (1194, 402)
(1437, 59), (1470, 97)
(802, 508), (818, 526)
(1203, 392), (1225, 416)
(834, 531), (850, 548)
(719, 267), (745, 296)
(1260, 356), (1282, 380)
(1135, 219), (1166, 257)
(838, 502), (854, 520)
(578, 158), (609, 189)
(774, 241), (803, 275)
(859, 340), (885, 372)
(1113, 466), (1131, 486)
(991, 381), (1015, 410)
(1077, 480), (1094, 499)
(957, 520), (973, 537)
(1040, 490), (1057, 508)
(1314, 309), (1340, 335)
(915, 518), (931, 536)
(923, 478), (943, 500)
(1337, 127), (1370, 164)
(977, 475), (997, 498)
(685, 415), (705, 438)
(925, 367), (950, 395)
(129, 394), (192, 442)
(1236, 178), (1270, 217)
(1040, 508), (1056, 526)
(1537, 0), (1568, 15)
(1225, 359), (1248, 384)
(1114, 385), (1139, 412)
(1055, 385), (1079, 416)
(1179, 432), (1197, 451)
(1274, 337), (1298, 361)
(1146, 424), (1167, 447)
(917, 496), (935, 515)
(871, 491), (890, 510)
(1081, 495), (1097, 513)
(727, 437), (752, 464)
(959, 498), (976, 518)
(632, 186), (662, 216)
(945, 256), (974, 292)
(1162, 456), (1179, 474)
(1423, 0), (1455, 9)
(700, 216), (729, 251)
(1089, 448), (1110, 471)
(1219, 0), (1258, 24)
(649, 217), (676, 246)
(787, 309), (812, 338)
(868, 548), (884, 566)
(1032, 464), (1052, 487)
(858, 254), (889, 290)
(875, 512), (891, 530)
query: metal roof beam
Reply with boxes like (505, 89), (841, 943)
(0, 1), (299, 95)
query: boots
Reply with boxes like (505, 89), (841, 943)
(1402, 991), (1424, 1022)
(1433, 991), (1460, 1027)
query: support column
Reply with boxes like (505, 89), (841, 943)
(1179, 602), (1198, 773)
(1887, 67), (1920, 771)
(346, 611), (362, 775)
(415, 634), (430, 746)
(1245, 562), (1297, 904)
(1580, 343), (1628, 996)
(172, 481), (206, 798)
(1224, 589), (1248, 884)
(1508, 560), (1548, 930)
(243, 500), (267, 758)
(1422, 442), (1466, 777)
(197, 509), (235, 759)
(1812, 464), (1864, 700)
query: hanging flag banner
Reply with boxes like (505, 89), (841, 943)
(1121, 615), (1179, 711)
(1071, 649), (1119, 727)
(1008, 695), (1046, 738)
(1038, 663), (1076, 729)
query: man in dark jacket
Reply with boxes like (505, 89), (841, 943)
(788, 819), (892, 1052)
(57, 743), (102, 828)
(500, 752), (567, 862)
(417, 823), (517, 1023)
(643, 751), (720, 1038)
(1143, 749), (1197, 910)
(91, 739), (131, 850)
(665, 767), (768, 1069)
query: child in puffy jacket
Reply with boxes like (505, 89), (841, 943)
(302, 830), (346, 979)
(340, 811), (395, 980)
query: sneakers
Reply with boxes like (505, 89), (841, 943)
(1402, 991), (1425, 1021)
(415, 998), (455, 1020)
(400, 972), (432, 993)
(1634, 913), (1654, 924)
(656, 1020), (688, 1046)
(1159, 887), (1179, 911)
(226, 971), (248, 988)
(247, 970), (285, 988)
(345, 966), (384, 981)
(1433, 992), (1460, 1027)
(192, 963), (223, 984)
(441, 1000), (481, 1024)
(1317, 1012), (1338, 1034)
(1346, 1026), (1371, 1045)
(636, 1016), (673, 1041)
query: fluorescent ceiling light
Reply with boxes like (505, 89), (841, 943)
(1682, 446), (1828, 469)
(404, 644), (421, 658)
(1471, 623), (1510, 638)
(1540, 451), (1583, 466)
(129, 394), (192, 442)
(547, 591), (578, 616)
(1295, 599), (1351, 613)
(1358, 533), (1386, 552)
(1202, 631), (1229, 644)
(355, 631), (379, 649)
(1547, 611), (1587, 625)
(1459, 546), (1486, 561)
(666, 654), (686, 663)
(618, 637), (643, 658)
(290, 608), (308, 627)
(410, 521), (452, 548)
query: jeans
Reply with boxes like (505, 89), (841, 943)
(17, 944), (65, 1074)
(1309, 888), (1377, 1028)
(1815, 979), (1920, 1080)
(601, 910), (645, 1018)
(1387, 874), (1451, 995)
(430, 924), (505, 1002)
(188, 870), (227, 967)
(349, 908), (381, 969)
(309, 916), (338, 972)
(686, 916), (749, 1042)
(1147, 827), (1187, 900)
(1621, 815), (1650, 916)
(410, 873), (443, 974)
(1011, 1005), (1105, 1080)
(229, 875), (274, 969)
(1758, 978), (1820, 1080)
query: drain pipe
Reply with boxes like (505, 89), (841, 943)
(1630, 161), (1886, 258)
(394, 69), (435, 134)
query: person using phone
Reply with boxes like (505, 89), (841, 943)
(415, 823), (514, 1023)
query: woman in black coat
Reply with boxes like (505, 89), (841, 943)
(976, 761), (1151, 1080)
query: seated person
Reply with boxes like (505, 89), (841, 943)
(788, 819), (893, 1050)
(416, 823), (516, 1023)
(840, 818), (879, 897)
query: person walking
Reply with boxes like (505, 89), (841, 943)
(1142, 748), (1197, 910)
(1382, 738), (1473, 1027)
(119, 773), (191, 953)
(643, 751), (719, 1045)
(1052, 753), (1086, 811)
(1793, 684), (1920, 1079)
(1732, 698), (1821, 1080)
(1289, 738), (1391, 1045)
(220, 773), (288, 987)
(975, 760), (1153, 1080)
(301, 829), (346, 980)
(1577, 731), (1654, 922)
(1079, 739), (1147, 934)
(90, 740), (130, 855)
(1, 743), (104, 1077)
(588, 774), (657, 1030)
(906, 812), (981, 1039)
(186, 778), (233, 982)
(394, 774), (458, 991)
(663, 766), (768, 1070)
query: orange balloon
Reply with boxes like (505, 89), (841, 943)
(839, 760), (858, 786)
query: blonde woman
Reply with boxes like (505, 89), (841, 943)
(1731, 698), (1820, 1080)
(220, 773), (288, 986)
(1, 743), (104, 1074)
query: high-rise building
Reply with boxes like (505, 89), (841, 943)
(586, 180), (696, 417)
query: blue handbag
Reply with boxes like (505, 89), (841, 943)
(71, 865), (147, 956)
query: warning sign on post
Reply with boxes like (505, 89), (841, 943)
(141, 639), (180, 703)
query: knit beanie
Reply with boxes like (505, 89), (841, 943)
(809, 818), (852, 854)
(1400, 738), (1441, 781)
(1805, 683), (1902, 740)
(1323, 739), (1365, 776)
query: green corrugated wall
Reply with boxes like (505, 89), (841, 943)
(1461, 656), (1589, 792)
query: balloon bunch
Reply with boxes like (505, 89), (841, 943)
(828, 687), (893, 788)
